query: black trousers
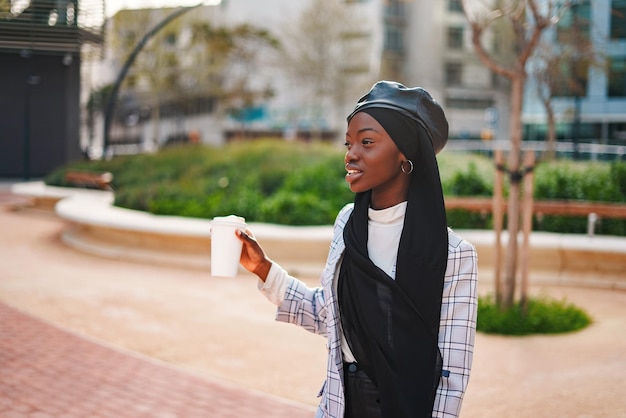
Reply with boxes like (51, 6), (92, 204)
(344, 363), (382, 418)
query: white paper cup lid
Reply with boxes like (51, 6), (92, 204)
(210, 215), (247, 229)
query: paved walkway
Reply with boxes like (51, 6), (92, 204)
(0, 302), (313, 418)
(1, 184), (626, 418)
(0, 188), (315, 418)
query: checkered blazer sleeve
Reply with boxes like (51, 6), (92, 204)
(274, 275), (328, 336)
(432, 229), (479, 418)
(273, 204), (354, 337)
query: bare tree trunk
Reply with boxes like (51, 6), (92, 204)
(545, 105), (556, 161)
(502, 76), (524, 308)
(461, 0), (566, 310)
(520, 150), (535, 313)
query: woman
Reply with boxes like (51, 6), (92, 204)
(236, 81), (478, 418)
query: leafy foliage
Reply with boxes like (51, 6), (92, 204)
(477, 294), (592, 335)
(45, 142), (626, 234)
(443, 161), (494, 229)
(533, 161), (626, 235)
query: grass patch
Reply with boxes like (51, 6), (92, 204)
(477, 294), (592, 335)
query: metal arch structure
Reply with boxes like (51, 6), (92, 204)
(0, 0), (105, 52)
(101, 1), (209, 159)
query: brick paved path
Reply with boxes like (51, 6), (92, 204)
(0, 302), (315, 418)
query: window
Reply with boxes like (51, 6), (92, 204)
(384, 27), (404, 52)
(447, 27), (464, 49)
(384, 0), (405, 18)
(609, 123), (626, 143)
(557, 1), (591, 43)
(448, 0), (463, 13)
(611, 1), (626, 39)
(445, 62), (463, 86)
(608, 57), (626, 97)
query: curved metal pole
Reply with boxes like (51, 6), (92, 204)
(102, 2), (205, 159)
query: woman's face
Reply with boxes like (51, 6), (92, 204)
(344, 111), (410, 209)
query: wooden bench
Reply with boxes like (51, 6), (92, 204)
(445, 197), (626, 219)
(445, 196), (626, 236)
(64, 171), (114, 191)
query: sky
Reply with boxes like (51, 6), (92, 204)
(105, 0), (221, 17)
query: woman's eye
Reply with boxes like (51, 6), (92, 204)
(362, 139), (373, 145)
(344, 141), (351, 148)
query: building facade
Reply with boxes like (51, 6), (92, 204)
(89, 0), (510, 156)
(523, 0), (626, 147)
(400, 0), (510, 141)
(0, 0), (104, 177)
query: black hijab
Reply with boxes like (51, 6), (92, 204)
(338, 107), (448, 417)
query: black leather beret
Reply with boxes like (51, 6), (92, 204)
(347, 81), (449, 154)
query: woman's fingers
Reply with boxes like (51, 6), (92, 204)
(237, 228), (256, 242)
(235, 228), (270, 281)
(237, 229), (263, 260)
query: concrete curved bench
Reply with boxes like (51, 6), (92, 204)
(11, 182), (626, 289)
(54, 192), (333, 276)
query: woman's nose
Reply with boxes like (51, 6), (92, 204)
(345, 148), (357, 164)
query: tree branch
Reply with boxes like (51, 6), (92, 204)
(518, 0), (551, 66)
(463, 1), (518, 79)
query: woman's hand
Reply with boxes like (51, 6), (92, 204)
(236, 229), (272, 282)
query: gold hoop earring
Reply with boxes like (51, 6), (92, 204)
(401, 160), (414, 174)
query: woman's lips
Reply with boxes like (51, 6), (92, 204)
(345, 169), (362, 183)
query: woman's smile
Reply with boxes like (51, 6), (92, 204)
(345, 164), (363, 184)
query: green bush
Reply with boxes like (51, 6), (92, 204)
(611, 161), (626, 198)
(477, 294), (592, 335)
(44, 143), (626, 234)
(446, 162), (492, 197)
(533, 161), (626, 235)
(441, 161), (494, 230)
(262, 158), (354, 224)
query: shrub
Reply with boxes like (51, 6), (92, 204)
(442, 161), (493, 229)
(611, 161), (626, 198)
(477, 294), (592, 335)
(533, 161), (626, 235)
(269, 157), (354, 224)
(259, 191), (337, 225)
(43, 144), (626, 234)
(446, 162), (492, 197)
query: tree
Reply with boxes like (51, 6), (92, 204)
(530, 2), (602, 160)
(461, 0), (570, 308)
(188, 22), (280, 136)
(106, 8), (279, 146)
(531, 44), (592, 161)
(110, 8), (185, 148)
(0, 0), (12, 18)
(278, 0), (372, 136)
(86, 83), (112, 153)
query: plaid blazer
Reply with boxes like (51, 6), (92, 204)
(273, 204), (478, 418)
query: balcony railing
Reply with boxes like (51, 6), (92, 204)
(0, 0), (104, 52)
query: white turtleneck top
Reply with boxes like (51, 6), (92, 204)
(260, 201), (408, 363)
(366, 201), (406, 279)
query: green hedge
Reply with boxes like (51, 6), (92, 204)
(533, 161), (626, 235)
(44, 141), (626, 235)
(477, 294), (592, 335)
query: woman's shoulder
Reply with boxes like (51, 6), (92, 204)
(335, 203), (354, 224)
(446, 227), (476, 253)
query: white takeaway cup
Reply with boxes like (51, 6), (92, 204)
(210, 215), (247, 277)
